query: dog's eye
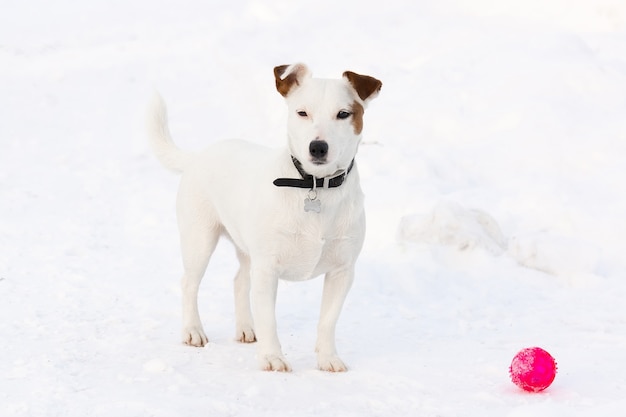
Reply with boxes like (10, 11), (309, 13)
(297, 110), (308, 117)
(336, 110), (352, 120)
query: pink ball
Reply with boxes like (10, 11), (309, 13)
(509, 347), (557, 392)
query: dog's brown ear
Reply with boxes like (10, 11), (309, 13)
(343, 71), (382, 102)
(274, 64), (310, 97)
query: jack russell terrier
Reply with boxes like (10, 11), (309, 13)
(148, 63), (381, 371)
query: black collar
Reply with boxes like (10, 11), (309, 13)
(273, 156), (355, 189)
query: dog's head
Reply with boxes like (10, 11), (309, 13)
(274, 64), (382, 178)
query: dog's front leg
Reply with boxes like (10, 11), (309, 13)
(316, 266), (355, 372)
(251, 267), (291, 372)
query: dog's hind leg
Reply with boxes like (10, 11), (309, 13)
(179, 227), (219, 347)
(177, 190), (220, 347)
(234, 249), (256, 343)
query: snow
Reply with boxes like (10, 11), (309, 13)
(2, 0), (626, 415)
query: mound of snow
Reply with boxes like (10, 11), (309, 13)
(397, 201), (507, 254)
(508, 232), (602, 282)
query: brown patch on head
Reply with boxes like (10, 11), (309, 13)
(274, 64), (309, 97)
(351, 101), (365, 134)
(343, 71), (382, 101)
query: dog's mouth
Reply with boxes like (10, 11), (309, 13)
(304, 160), (343, 178)
(311, 159), (327, 166)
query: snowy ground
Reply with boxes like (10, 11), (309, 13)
(2, 0), (626, 415)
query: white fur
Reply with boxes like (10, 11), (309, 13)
(147, 64), (380, 372)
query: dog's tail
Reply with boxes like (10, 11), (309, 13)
(147, 93), (190, 173)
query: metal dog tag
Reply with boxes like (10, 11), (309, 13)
(304, 197), (321, 213)
(304, 188), (321, 213)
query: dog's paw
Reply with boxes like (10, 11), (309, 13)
(182, 326), (208, 347)
(259, 354), (292, 372)
(317, 354), (348, 372)
(235, 325), (257, 343)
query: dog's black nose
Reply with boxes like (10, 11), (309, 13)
(309, 140), (328, 160)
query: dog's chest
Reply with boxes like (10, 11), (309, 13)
(277, 234), (344, 281)
(274, 213), (363, 281)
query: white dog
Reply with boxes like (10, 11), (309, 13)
(148, 63), (381, 372)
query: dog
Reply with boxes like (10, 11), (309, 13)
(147, 63), (381, 372)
